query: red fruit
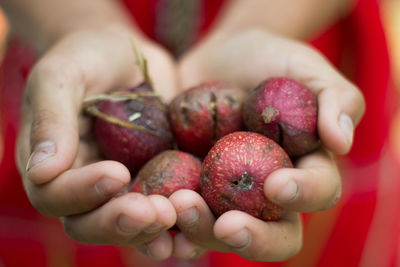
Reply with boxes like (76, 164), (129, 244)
(85, 82), (173, 174)
(243, 77), (319, 157)
(131, 150), (202, 197)
(200, 132), (293, 221)
(168, 81), (245, 157)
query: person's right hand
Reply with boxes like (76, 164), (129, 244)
(169, 28), (365, 261)
(16, 26), (180, 260)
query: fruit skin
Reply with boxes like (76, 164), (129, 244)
(168, 81), (245, 157)
(131, 150), (202, 197)
(243, 77), (319, 157)
(91, 82), (173, 174)
(200, 132), (293, 221)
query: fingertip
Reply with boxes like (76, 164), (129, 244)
(148, 194), (177, 229)
(123, 193), (158, 223)
(26, 134), (79, 184)
(97, 160), (131, 185)
(317, 85), (361, 155)
(138, 231), (174, 260)
(318, 101), (352, 155)
(173, 232), (206, 259)
(25, 141), (57, 182)
(214, 211), (247, 238)
(169, 189), (203, 212)
(337, 113), (354, 153)
(214, 211), (253, 252)
(264, 168), (299, 205)
(170, 190), (202, 228)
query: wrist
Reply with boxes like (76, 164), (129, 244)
(2, 0), (147, 52)
(42, 21), (147, 53)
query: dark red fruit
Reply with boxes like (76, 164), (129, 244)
(168, 81), (245, 157)
(85, 82), (173, 174)
(200, 132), (293, 221)
(131, 150), (202, 197)
(243, 77), (319, 157)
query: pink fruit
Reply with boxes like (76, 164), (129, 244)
(200, 132), (293, 221)
(131, 150), (202, 197)
(168, 81), (245, 157)
(243, 77), (319, 157)
(85, 82), (173, 174)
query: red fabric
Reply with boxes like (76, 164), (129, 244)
(121, 0), (226, 46)
(0, 0), (398, 266)
(313, 1), (390, 265)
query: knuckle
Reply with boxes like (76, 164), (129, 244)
(237, 27), (270, 42)
(30, 57), (84, 87)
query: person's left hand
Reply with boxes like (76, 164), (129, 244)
(160, 28), (365, 261)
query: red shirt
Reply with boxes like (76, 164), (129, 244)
(0, 0), (398, 266)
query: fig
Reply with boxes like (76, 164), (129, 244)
(243, 77), (319, 157)
(200, 132), (293, 221)
(131, 150), (202, 197)
(169, 81), (245, 157)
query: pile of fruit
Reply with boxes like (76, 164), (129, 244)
(84, 51), (319, 223)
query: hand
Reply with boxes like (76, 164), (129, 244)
(16, 27), (180, 260)
(169, 28), (365, 261)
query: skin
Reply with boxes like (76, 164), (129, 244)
(0, 0), (365, 262)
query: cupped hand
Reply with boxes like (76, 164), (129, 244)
(16, 27), (179, 260)
(169, 28), (365, 261)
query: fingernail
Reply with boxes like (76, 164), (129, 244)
(222, 229), (250, 250)
(178, 207), (199, 227)
(143, 222), (164, 234)
(276, 180), (299, 203)
(26, 141), (56, 172)
(339, 113), (354, 147)
(117, 214), (141, 235)
(137, 244), (152, 257)
(95, 178), (126, 198)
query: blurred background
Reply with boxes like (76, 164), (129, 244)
(381, 0), (400, 162)
(0, 1), (399, 267)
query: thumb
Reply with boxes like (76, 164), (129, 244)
(316, 79), (365, 155)
(19, 58), (83, 184)
(284, 46), (365, 155)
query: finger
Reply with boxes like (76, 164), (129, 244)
(63, 193), (175, 245)
(284, 45), (365, 154)
(173, 232), (207, 260)
(20, 57), (85, 184)
(16, 33), (160, 184)
(316, 82), (365, 155)
(264, 149), (341, 212)
(169, 189), (230, 252)
(214, 210), (302, 262)
(137, 231), (174, 260)
(135, 195), (177, 260)
(178, 29), (365, 154)
(24, 161), (130, 217)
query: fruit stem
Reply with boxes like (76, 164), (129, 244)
(85, 105), (159, 136)
(131, 39), (154, 88)
(82, 92), (159, 107)
(239, 171), (254, 190)
(262, 105), (280, 124)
